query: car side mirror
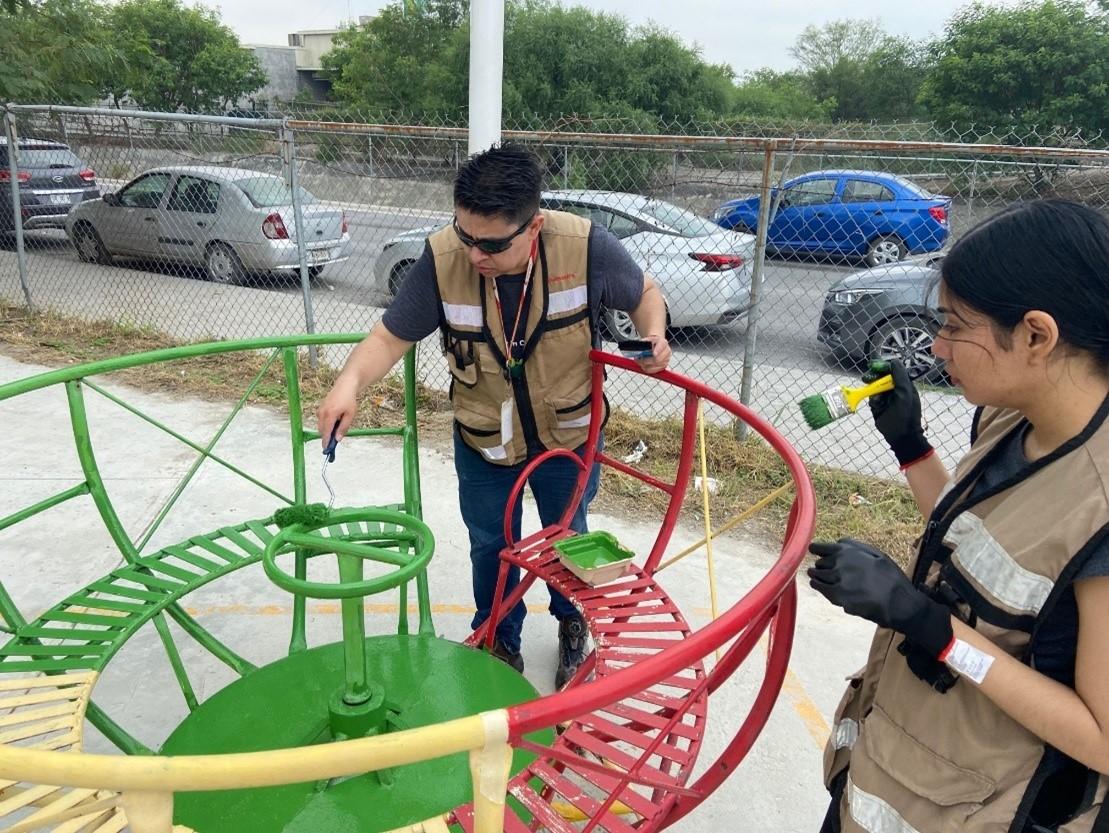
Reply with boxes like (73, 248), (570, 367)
(102, 192), (118, 206)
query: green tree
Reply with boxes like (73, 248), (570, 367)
(920, 0), (1109, 138)
(322, 0), (469, 115)
(731, 69), (831, 120)
(323, 0), (737, 125)
(105, 0), (267, 113)
(790, 19), (927, 122)
(0, 0), (120, 103)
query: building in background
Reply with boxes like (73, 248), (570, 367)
(244, 18), (373, 108)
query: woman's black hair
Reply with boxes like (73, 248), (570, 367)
(941, 199), (1109, 371)
(453, 144), (542, 225)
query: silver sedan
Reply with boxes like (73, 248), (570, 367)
(65, 165), (351, 284)
(374, 190), (757, 339)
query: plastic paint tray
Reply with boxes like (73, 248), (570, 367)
(554, 531), (635, 586)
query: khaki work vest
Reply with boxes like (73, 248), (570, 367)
(428, 210), (605, 466)
(825, 397), (1109, 833)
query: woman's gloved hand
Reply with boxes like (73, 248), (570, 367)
(807, 538), (952, 659)
(863, 360), (933, 468)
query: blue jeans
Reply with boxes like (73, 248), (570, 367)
(454, 427), (602, 654)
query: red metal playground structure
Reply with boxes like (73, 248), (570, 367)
(0, 335), (815, 833)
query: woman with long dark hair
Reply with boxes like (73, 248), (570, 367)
(812, 200), (1109, 833)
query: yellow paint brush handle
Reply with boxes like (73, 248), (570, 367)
(842, 374), (895, 413)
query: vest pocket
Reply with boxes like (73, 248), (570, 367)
(442, 332), (480, 388)
(545, 391), (594, 445)
(455, 405), (509, 463)
(849, 704), (995, 831)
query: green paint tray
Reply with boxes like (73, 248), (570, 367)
(554, 531), (635, 586)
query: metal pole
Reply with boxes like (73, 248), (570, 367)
(967, 158), (979, 220)
(735, 145), (776, 440)
(283, 123), (318, 367)
(3, 107), (32, 310)
(467, 0), (504, 156)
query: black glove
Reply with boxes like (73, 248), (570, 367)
(862, 360), (932, 468)
(898, 639), (958, 693)
(807, 538), (953, 658)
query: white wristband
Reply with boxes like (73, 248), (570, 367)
(942, 638), (995, 685)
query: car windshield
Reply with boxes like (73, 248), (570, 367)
(234, 176), (317, 208)
(637, 199), (720, 238)
(11, 147), (83, 169)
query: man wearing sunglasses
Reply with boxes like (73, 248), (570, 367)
(318, 144), (669, 688)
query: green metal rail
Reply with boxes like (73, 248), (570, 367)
(0, 334), (430, 753)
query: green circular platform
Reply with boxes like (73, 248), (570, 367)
(161, 634), (548, 833)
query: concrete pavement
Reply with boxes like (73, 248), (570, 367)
(0, 351), (878, 832)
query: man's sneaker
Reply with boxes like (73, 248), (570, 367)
(555, 614), (589, 689)
(491, 639), (524, 673)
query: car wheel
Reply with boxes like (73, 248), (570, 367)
(389, 259), (415, 298)
(602, 308), (640, 341)
(205, 242), (246, 285)
(73, 222), (112, 265)
(869, 315), (945, 383)
(866, 235), (906, 268)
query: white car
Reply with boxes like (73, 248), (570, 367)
(374, 190), (757, 339)
(65, 166), (351, 284)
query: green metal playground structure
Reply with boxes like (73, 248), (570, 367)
(0, 334), (816, 833)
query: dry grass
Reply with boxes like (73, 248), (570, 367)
(0, 301), (924, 564)
(600, 410), (922, 565)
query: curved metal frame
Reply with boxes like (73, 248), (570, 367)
(0, 340), (815, 833)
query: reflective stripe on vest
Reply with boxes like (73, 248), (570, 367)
(945, 513), (1054, 616)
(832, 718), (859, 751)
(548, 284), (589, 316)
(848, 775), (922, 833)
(442, 302), (483, 329)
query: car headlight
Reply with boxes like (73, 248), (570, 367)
(828, 288), (883, 305)
(712, 206), (729, 222)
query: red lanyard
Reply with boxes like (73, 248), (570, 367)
(491, 237), (538, 373)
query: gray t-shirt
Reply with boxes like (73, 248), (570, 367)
(382, 223), (644, 345)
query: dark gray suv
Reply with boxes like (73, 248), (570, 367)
(0, 138), (100, 233)
(817, 253), (947, 382)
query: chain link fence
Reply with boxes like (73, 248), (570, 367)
(3, 103), (1108, 478)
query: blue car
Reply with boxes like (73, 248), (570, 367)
(712, 170), (951, 267)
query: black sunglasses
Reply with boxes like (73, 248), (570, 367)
(453, 215), (534, 254)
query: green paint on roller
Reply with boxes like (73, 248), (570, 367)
(272, 503), (331, 528)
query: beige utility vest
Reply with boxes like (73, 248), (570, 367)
(825, 398), (1109, 833)
(428, 210), (603, 466)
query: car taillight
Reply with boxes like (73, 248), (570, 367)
(929, 205), (947, 223)
(78, 169), (96, 182)
(0, 170), (30, 183)
(262, 212), (289, 240)
(690, 253), (744, 271)
(341, 211), (348, 234)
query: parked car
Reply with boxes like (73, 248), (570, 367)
(65, 166), (351, 284)
(375, 190), (757, 340)
(817, 253), (946, 382)
(712, 170), (950, 267)
(0, 138), (100, 233)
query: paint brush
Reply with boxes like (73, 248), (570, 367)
(798, 375), (895, 430)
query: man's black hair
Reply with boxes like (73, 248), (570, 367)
(454, 144), (542, 225)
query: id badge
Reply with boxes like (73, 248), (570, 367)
(500, 398), (514, 443)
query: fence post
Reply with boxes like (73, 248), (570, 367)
(3, 106), (33, 310)
(967, 157), (979, 219)
(735, 143), (776, 440)
(282, 122), (319, 367)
